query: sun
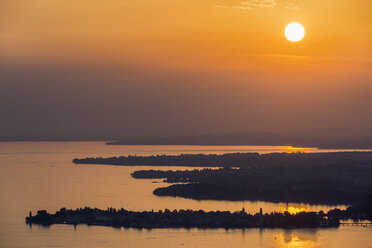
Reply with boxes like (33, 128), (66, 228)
(285, 22), (305, 42)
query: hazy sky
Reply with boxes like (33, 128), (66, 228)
(1, 0), (371, 139)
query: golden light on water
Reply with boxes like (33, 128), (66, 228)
(285, 23), (305, 42)
(281, 146), (309, 153)
(276, 234), (318, 248)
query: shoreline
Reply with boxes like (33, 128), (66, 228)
(26, 207), (342, 229)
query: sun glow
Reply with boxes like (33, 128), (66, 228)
(285, 23), (305, 42)
(280, 206), (310, 214)
(281, 146), (309, 153)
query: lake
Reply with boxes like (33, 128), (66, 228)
(0, 142), (371, 248)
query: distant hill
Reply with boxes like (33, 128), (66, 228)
(107, 132), (372, 149)
(2, 131), (372, 149)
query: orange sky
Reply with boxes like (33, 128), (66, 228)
(2, 0), (371, 75)
(0, 0), (371, 138)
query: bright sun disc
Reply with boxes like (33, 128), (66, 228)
(285, 23), (305, 42)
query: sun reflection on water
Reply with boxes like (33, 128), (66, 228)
(275, 233), (319, 248)
(281, 146), (310, 153)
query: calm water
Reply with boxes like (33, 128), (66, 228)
(0, 142), (371, 248)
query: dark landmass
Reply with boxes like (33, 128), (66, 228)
(131, 169), (215, 180)
(75, 152), (372, 205)
(2, 130), (372, 149)
(136, 166), (371, 204)
(26, 206), (347, 229)
(106, 132), (372, 149)
(153, 182), (370, 205)
(73, 152), (259, 167)
(73, 151), (372, 168)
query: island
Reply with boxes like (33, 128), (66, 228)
(27, 207), (345, 229)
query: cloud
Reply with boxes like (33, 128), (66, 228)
(232, 5), (253, 10)
(285, 6), (302, 11)
(243, 53), (372, 66)
(214, 0), (276, 10)
(240, 0), (277, 8)
(214, 5), (252, 10)
(214, 5), (231, 9)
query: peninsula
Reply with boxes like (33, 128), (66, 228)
(73, 151), (372, 168)
(74, 152), (372, 205)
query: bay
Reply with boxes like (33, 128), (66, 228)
(0, 142), (371, 248)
